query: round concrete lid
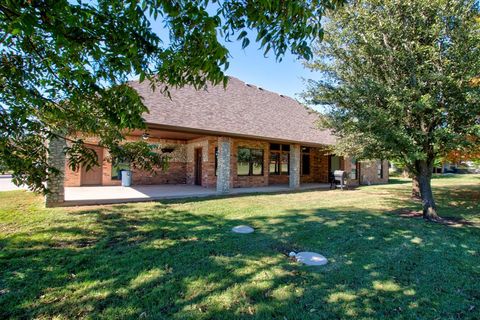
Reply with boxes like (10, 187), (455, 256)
(295, 252), (328, 266)
(231, 225), (254, 234)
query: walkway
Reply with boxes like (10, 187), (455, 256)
(64, 183), (330, 206)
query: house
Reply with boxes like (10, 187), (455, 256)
(46, 77), (388, 206)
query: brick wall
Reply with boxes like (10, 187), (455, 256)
(312, 149), (330, 183)
(63, 133), (388, 188)
(185, 137), (217, 187)
(359, 160), (389, 185)
(269, 147), (330, 185)
(131, 162), (186, 185)
(343, 156), (360, 186)
(65, 166), (81, 187)
(64, 138), (100, 187)
(64, 135), (188, 186)
(269, 174), (289, 184)
(335, 157), (389, 186)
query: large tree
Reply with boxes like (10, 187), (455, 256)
(303, 0), (480, 220)
(1, 0), (345, 193)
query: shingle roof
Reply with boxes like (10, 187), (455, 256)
(129, 76), (335, 146)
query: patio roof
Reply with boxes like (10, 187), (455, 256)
(129, 77), (335, 146)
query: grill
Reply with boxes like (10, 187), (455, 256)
(333, 170), (347, 190)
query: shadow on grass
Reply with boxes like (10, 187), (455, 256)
(385, 177), (411, 185)
(1, 186), (480, 319)
(384, 181), (480, 224)
(388, 174), (479, 185)
(432, 173), (479, 179)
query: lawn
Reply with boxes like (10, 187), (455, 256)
(0, 175), (479, 319)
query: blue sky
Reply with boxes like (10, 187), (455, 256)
(218, 39), (322, 101)
(148, 18), (321, 102)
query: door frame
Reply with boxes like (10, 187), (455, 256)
(194, 148), (203, 186)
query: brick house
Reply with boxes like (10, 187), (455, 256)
(50, 77), (388, 205)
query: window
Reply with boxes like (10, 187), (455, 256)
(270, 144), (290, 175)
(237, 147), (264, 176)
(251, 149), (263, 175)
(377, 160), (383, 179)
(237, 148), (250, 175)
(301, 147), (311, 176)
(270, 143), (281, 151)
(350, 158), (358, 180)
(111, 158), (130, 180)
(269, 153), (279, 174)
(280, 153), (289, 174)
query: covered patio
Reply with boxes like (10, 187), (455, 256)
(42, 77), (346, 207)
(64, 183), (330, 206)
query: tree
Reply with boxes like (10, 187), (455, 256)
(442, 138), (480, 165)
(303, 0), (480, 220)
(0, 0), (345, 193)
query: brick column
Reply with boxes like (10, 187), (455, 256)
(289, 144), (300, 189)
(45, 136), (67, 207)
(216, 137), (231, 193)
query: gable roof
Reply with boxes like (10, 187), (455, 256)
(129, 76), (335, 146)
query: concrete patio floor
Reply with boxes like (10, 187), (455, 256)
(0, 175), (27, 192)
(64, 183), (330, 206)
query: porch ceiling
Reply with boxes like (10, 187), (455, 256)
(130, 128), (203, 141)
(144, 123), (333, 148)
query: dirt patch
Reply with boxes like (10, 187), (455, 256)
(389, 208), (475, 227)
(390, 208), (423, 218)
(438, 216), (475, 227)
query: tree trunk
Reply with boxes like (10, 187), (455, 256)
(415, 160), (440, 221)
(411, 176), (421, 200)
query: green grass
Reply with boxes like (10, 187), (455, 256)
(0, 175), (479, 319)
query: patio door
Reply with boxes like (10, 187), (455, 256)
(329, 155), (341, 174)
(81, 146), (103, 186)
(194, 148), (202, 186)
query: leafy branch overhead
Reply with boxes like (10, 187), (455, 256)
(0, 0), (345, 192)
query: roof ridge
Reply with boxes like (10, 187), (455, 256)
(226, 75), (297, 101)
(128, 74), (299, 102)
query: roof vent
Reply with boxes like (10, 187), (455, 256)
(246, 83), (254, 87)
(279, 94), (285, 97)
(258, 87), (264, 91)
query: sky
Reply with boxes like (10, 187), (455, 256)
(147, 17), (322, 102)
(217, 39), (322, 101)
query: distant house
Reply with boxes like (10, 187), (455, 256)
(61, 77), (388, 194)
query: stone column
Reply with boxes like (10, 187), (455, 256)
(45, 136), (67, 207)
(216, 137), (231, 193)
(289, 144), (300, 189)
